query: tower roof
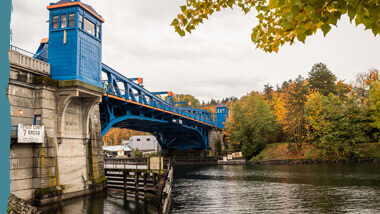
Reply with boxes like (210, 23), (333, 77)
(47, 0), (104, 23)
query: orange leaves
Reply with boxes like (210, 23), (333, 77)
(102, 128), (148, 146)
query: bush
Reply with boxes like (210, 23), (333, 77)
(215, 139), (222, 156)
(242, 138), (266, 160)
(132, 148), (143, 158)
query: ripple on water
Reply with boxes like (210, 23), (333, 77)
(171, 163), (380, 214)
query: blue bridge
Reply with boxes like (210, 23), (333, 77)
(29, 0), (228, 151)
(100, 64), (216, 150)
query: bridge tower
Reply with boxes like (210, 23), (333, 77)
(216, 104), (229, 129)
(47, 0), (104, 87)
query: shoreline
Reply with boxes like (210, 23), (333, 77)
(249, 158), (380, 165)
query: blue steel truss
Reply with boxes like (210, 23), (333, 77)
(100, 63), (216, 150)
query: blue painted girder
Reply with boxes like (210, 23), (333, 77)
(100, 63), (215, 150)
(100, 91), (213, 150)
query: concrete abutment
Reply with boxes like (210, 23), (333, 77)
(208, 129), (225, 156)
(8, 50), (106, 205)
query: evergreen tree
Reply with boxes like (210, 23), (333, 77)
(308, 63), (337, 96)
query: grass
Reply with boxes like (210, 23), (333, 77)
(251, 142), (380, 162)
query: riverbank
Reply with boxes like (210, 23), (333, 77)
(8, 194), (41, 214)
(250, 142), (380, 164)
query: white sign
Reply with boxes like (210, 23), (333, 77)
(117, 150), (124, 156)
(232, 152), (243, 158)
(17, 124), (44, 143)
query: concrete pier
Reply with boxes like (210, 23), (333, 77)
(8, 50), (106, 205)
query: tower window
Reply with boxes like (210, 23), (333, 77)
(96, 25), (100, 39)
(61, 14), (67, 28)
(52, 15), (59, 29)
(79, 14), (83, 29)
(69, 13), (75, 27)
(84, 18), (95, 36)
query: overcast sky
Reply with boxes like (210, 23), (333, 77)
(10, 0), (380, 102)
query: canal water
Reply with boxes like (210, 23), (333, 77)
(42, 163), (380, 213)
(171, 163), (380, 213)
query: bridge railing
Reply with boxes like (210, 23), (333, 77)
(10, 45), (48, 62)
(104, 84), (215, 126)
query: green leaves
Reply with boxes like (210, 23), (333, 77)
(305, 92), (372, 158)
(171, 19), (179, 26)
(172, 0), (380, 52)
(180, 5), (187, 12)
(321, 23), (331, 36)
(228, 92), (279, 159)
(297, 33), (306, 43)
(178, 29), (186, 37)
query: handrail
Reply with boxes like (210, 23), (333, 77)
(104, 157), (171, 170)
(10, 45), (48, 62)
(10, 45), (36, 57)
(103, 84), (216, 126)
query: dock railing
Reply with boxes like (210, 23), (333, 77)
(104, 157), (170, 172)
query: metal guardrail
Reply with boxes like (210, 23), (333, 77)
(10, 45), (47, 61)
(8, 45), (216, 127)
(103, 84), (216, 126)
(10, 45), (48, 62)
(10, 45), (35, 57)
(9, 46), (50, 75)
(102, 63), (216, 127)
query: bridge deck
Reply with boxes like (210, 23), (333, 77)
(103, 93), (215, 127)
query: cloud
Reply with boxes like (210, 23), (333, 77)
(10, 0), (380, 102)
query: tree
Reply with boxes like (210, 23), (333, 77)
(268, 91), (287, 142)
(282, 75), (309, 145)
(352, 69), (380, 104)
(308, 63), (337, 96)
(225, 92), (279, 159)
(172, 0), (380, 52)
(335, 79), (351, 99)
(263, 83), (274, 101)
(305, 92), (372, 158)
(102, 128), (148, 146)
(369, 80), (380, 137)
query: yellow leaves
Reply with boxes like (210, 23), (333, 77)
(177, 14), (185, 19)
(268, 0), (278, 9)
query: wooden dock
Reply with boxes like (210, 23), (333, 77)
(104, 157), (173, 213)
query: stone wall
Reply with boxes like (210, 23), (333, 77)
(8, 50), (105, 203)
(208, 129), (225, 156)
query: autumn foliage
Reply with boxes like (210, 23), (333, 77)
(224, 63), (380, 160)
(102, 128), (148, 146)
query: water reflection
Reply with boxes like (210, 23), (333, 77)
(41, 192), (157, 214)
(171, 163), (380, 213)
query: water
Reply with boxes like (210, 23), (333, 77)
(42, 163), (380, 213)
(41, 192), (158, 214)
(171, 163), (380, 213)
